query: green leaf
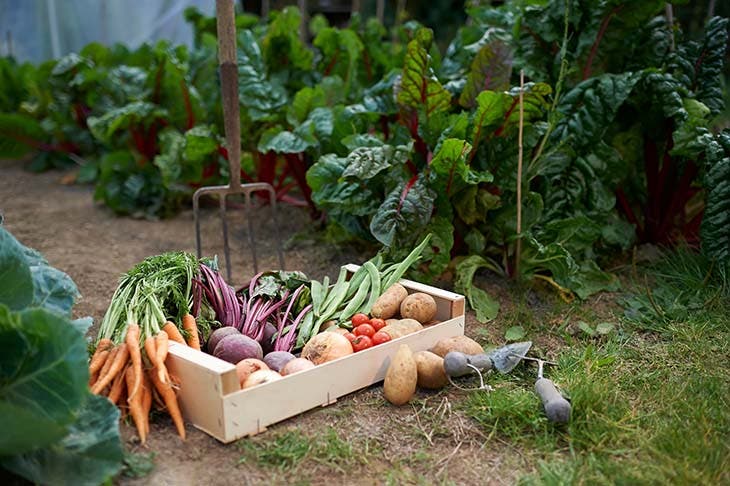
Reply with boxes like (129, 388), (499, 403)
(596, 322), (615, 335)
(504, 326), (525, 342)
(342, 144), (411, 180)
(552, 72), (641, 149)
(287, 85), (327, 126)
(262, 7), (313, 72)
(2, 394), (123, 486)
(0, 227), (33, 311)
(258, 126), (317, 154)
(0, 114), (46, 159)
(577, 321), (596, 337)
(370, 178), (436, 247)
(563, 261), (621, 300)
(459, 40), (513, 108)
(238, 30), (289, 121)
(397, 28), (451, 115)
(22, 247), (79, 317)
(701, 130), (730, 267)
(454, 255), (501, 322)
(87, 102), (168, 143)
(0, 306), (89, 455)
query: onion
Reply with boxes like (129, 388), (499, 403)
(242, 369), (282, 389)
(301, 332), (353, 365)
(280, 357), (316, 376)
(235, 359), (269, 387)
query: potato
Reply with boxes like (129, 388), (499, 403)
(414, 350), (448, 389)
(384, 345), (417, 405)
(381, 318), (423, 339)
(430, 335), (484, 358)
(400, 292), (437, 324)
(371, 283), (408, 319)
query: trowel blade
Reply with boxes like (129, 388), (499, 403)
(488, 341), (532, 374)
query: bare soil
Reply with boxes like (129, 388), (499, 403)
(1, 159), (573, 485)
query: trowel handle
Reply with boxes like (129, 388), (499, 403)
(535, 378), (571, 423)
(443, 352), (493, 377)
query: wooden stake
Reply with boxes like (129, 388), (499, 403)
(515, 70), (525, 278)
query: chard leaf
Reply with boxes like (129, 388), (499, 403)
(343, 144), (410, 180)
(1, 394), (123, 486)
(307, 154), (377, 217)
(671, 16), (728, 116)
(430, 138), (493, 188)
(454, 255), (501, 322)
(0, 306), (89, 455)
(87, 102), (168, 143)
(0, 113), (46, 159)
(313, 27), (364, 97)
(552, 72), (640, 149)
(287, 85), (327, 125)
(397, 29), (451, 116)
(370, 177), (436, 247)
(459, 40), (513, 108)
(262, 7), (313, 72)
(701, 130), (730, 267)
(238, 30), (288, 121)
(258, 125), (317, 154)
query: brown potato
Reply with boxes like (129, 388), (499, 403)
(381, 318), (423, 339)
(384, 345), (417, 405)
(430, 335), (484, 358)
(371, 283), (408, 319)
(414, 350), (448, 389)
(400, 292), (437, 324)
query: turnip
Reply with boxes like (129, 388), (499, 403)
(242, 369), (282, 389)
(301, 332), (353, 364)
(213, 334), (263, 363)
(235, 359), (269, 387)
(207, 327), (240, 353)
(281, 357), (316, 376)
(263, 351), (296, 372)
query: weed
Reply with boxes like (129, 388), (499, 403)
(121, 450), (155, 478)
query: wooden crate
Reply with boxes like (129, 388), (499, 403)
(165, 268), (465, 443)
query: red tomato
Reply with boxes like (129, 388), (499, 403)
(351, 313), (370, 326)
(351, 335), (373, 352)
(370, 318), (386, 331)
(354, 323), (375, 338)
(343, 332), (357, 343)
(372, 331), (392, 346)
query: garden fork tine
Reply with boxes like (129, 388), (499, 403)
(193, 0), (284, 282)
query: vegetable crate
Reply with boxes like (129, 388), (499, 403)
(166, 265), (465, 443)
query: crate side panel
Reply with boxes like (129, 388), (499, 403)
(219, 316), (464, 442)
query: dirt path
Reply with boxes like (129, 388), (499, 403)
(1, 160), (526, 485)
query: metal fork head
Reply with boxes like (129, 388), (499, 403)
(193, 181), (284, 284)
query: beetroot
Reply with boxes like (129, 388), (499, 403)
(207, 327), (240, 353)
(260, 322), (277, 355)
(263, 351), (296, 372)
(213, 334), (263, 363)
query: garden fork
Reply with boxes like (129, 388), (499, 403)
(193, 0), (284, 282)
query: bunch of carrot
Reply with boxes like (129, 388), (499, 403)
(92, 252), (202, 443)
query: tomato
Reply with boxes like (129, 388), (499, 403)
(372, 331), (392, 346)
(354, 323), (375, 338)
(351, 313), (370, 326)
(351, 335), (373, 352)
(370, 318), (386, 331)
(343, 332), (357, 343)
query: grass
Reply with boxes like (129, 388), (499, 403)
(459, 250), (730, 485)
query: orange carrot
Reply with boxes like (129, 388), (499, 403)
(144, 335), (157, 366)
(108, 363), (128, 404)
(162, 321), (186, 345)
(126, 366), (147, 443)
(149, 367), (185, 440)
(89, 338), (113, 375)
(182, 313), (201, 350)
(91, 343), (129, 395)
(92, 345), (118, 389)
(126, 323), (142, 401)
(141, 370), (153, 437)
(155, 331), (170, 383)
